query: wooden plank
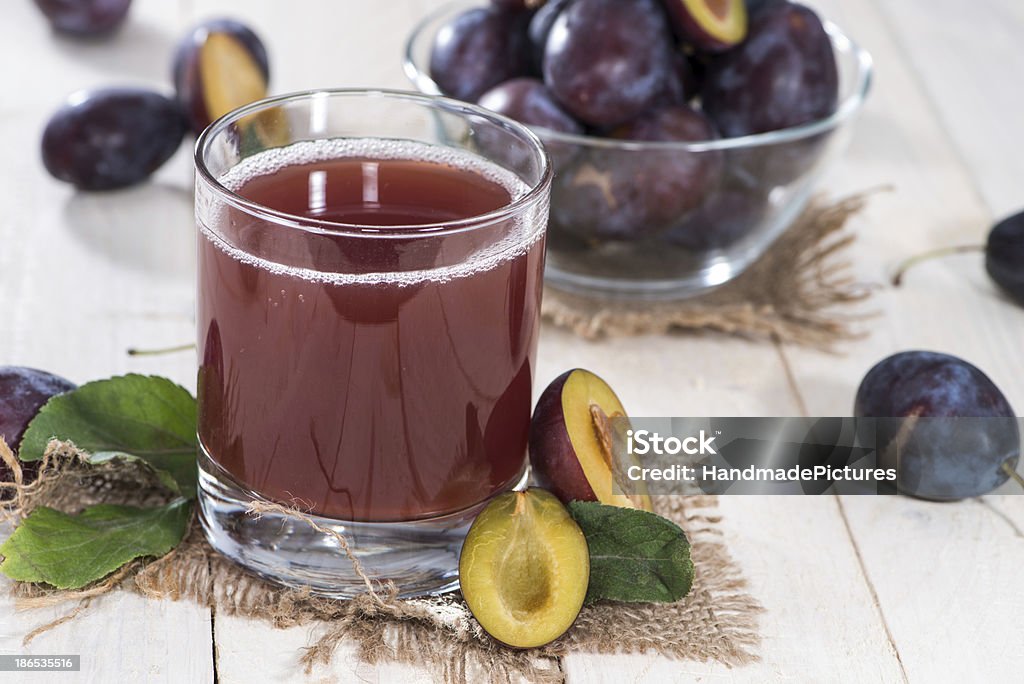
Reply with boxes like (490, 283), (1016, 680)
(213, 614), (435, 684)
(182, 0), (444, 91)
(874, 0), (1024, 218)
(0, 2), (214, 683)
(781, 1), (1024, 681)
(0, 587), (214, 683)
(836, 496), (1024, 682)
(563, 497), (904, 684)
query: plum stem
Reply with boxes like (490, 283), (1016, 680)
(891, 245), (984, 287)
(514, 490), (527, 516)
(127, 343), (196, 357)
(1002, 461), (1024, 490)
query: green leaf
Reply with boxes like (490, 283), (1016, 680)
(19, 375), (198, 497)
(0, 499), (192, 589)
(568, 501), (694, 604)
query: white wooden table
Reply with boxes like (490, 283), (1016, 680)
(2, 1), (1023, 681)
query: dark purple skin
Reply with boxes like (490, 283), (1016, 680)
(430, 7), (531, 103)
(659, 52), (698, 106)
(985, 211), (1024, 306)
(528, 371), (599, 505)
(746, 0), (783, 14)
(855, 351), (1020, 501)
(173, 18), (270, 136)
(543, 0), (675, 128)
(666, 188), (766, 250)
(477, 78), (583, 169)
(552, 104), (720, 241)
(659, 0), (747, 53)
(490, 0), (539, 8)
(33, 0), (131, 37)
(0, 367), (76, 451)
(611, 104), (722, 211)
(702, 1), (838, 137)
(0, 367), (76, 495)
(528, 0), (572, 71)
(477, 76), (582, 167)
(478, 78), (583, 135)
(41, 88), (187, 191)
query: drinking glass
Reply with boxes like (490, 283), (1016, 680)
(194, 89), (551, 597)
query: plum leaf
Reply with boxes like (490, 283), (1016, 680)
(568, 501), (693, 603)
(19, 375), (198, 497)
(0, 499), (191, 589)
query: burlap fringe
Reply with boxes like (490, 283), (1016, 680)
(543, 192), (882, 348)
(3, 440), (762, 683)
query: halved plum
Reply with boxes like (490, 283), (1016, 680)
(459, 488), (589, 648)
(660, 0), (748, 52)
(173, 19), (270, 136)
(529, 369), (652, 510)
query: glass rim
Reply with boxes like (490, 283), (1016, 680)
(194, 88), (553, 239)
(403, 3), (873, 152)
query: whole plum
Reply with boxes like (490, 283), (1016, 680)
(701, 1), (838, 137)
(725, 127), (831, 191)
(527, 0), (572, 71)
(543, 0), (674, 128)
(0, 367), (76, 496)
(0, 367), (76, 451)
(430, 7), (531, 103)
(552, 105), (719, 241)
(855, 351), (1020, 501)
(666, 188), (766, 250)
(33, 0), (131, 37)
(41, 88), (187, 191)
(478, 78), (582, 135)
(477, 78), (583, 168)
(173, 19), (270, 136)
(985, 211), (1024, 306)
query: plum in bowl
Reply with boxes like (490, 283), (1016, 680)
(404, 0), (872, 299)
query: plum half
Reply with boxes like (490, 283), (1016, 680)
(530, 370), (652, 510)
(459, 488), (589, 648)
(173, 19), (270, 136)
(660, 0), (748, 52)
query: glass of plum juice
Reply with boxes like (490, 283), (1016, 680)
(194, 90), (551, 597)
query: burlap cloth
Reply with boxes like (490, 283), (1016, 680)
(543, 192), (878, 348)
(2, 441), (761, 683)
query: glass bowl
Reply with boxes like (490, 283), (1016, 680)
(405, 1), (873, 299)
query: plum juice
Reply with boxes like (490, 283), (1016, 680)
(197, 139), (546, 522)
